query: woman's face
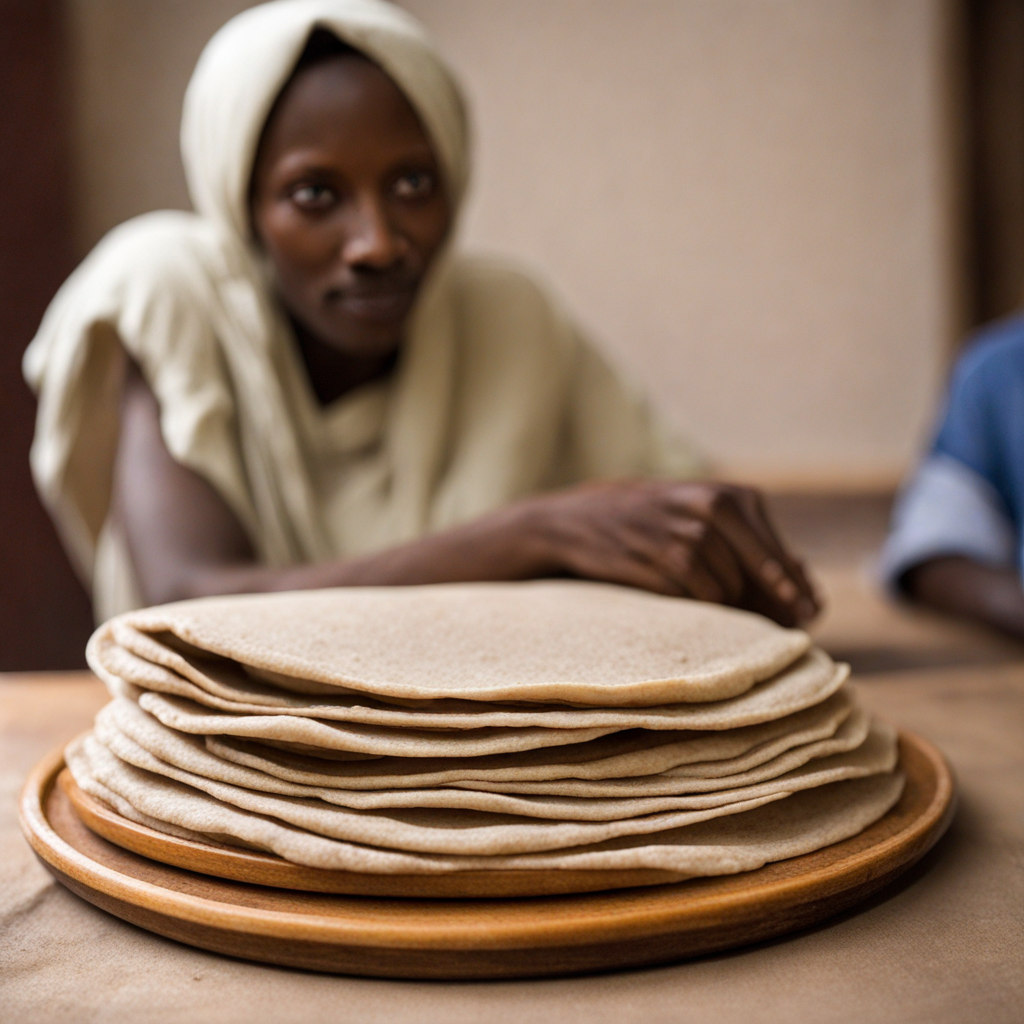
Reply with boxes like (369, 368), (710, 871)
(250, 54), (451, 357)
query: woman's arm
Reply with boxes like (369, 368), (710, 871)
(115, 366), (819, 626)
(902, 555), (1024, 638)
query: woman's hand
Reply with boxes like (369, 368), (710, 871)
(520, 480), (820, 627)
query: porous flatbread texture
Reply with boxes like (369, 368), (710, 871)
(88, 581), (811, 706)
(127, 654), (848, 756)
(65, 734), (904, 875)
(90, 622), (845, 731)
(69, 734), (783, 854)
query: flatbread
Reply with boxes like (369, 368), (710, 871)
(89, 581), (811, 706)
(448, 711), (874, 797)
(91, 625), (844, 731)
(203, 687), (856, 788)
(69, 716), (895, 855)
(93, 699), (883, 821)
(64, 736), (904, 875)
(137, 692), (618, 757)
(71, 734), (784, 854)
(73, 581), (900, 881)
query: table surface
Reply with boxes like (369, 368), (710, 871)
(2, 555), (1023, 1022)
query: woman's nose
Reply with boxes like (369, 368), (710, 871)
(341, 194), (407, 268)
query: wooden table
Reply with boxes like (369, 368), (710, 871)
(2, 647), (1022, 1021)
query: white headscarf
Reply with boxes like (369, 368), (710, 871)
(24, 0), (698, 621)
(180, 0), (469, 241)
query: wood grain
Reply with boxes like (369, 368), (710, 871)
(18, 732), (955, 978)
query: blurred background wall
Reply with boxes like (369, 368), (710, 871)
(3, 0), (1022, 667)
(409, 0), (959, 489)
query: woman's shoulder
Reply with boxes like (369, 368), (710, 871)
(74, 211), (230, 292)
(25, 212), (238, 390)
(33, 211), (240, 354)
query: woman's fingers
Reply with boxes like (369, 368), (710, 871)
(717, 516), (810, 620)
(653, 540), (729, 603)
(664, 484), (817, 625)
(593, 522), (716, 600)
(577, 551), (686, 598)
(667, 518), (746, 605)
(534, 479), (819, 625)
(599, 517), (751, 607)
(555, 516), (731, 604)
(554, 528), (686, 598)
(732, 488), (821, 617)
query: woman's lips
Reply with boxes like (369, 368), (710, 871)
(328, 287), (416, 322)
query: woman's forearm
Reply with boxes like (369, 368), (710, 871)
(117, 365), (559, 605)
(161, 497), (558, 601)
(903, 555), (1024, 638)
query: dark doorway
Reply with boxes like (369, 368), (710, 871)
(0, 0), (93, 670)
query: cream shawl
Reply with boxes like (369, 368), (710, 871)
(23, 0), (699, 622)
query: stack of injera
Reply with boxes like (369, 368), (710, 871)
(67, 581), (904, 879)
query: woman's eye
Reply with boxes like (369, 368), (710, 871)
(290, 184), (335, 209)
(393, 171), (434, 200)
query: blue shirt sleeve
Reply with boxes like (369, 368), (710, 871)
(932, 315), (1024, 528)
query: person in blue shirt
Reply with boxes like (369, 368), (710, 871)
(882, 313), (1024, 636)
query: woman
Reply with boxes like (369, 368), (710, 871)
(25, 0), (817, 628)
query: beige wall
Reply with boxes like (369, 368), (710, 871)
(66, 0), (960, 487)
(66, 0), (252, 250)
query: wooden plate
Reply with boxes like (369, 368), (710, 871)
(19, 732), (955, 979)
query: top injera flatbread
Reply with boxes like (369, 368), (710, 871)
(90, 623), (843, 731)
(90, 581), (810, 706)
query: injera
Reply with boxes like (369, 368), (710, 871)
(203, 687), (858, 787)
(88, 582), (811, 706)
(91, 630), (846, 730)
(69, 581), (902, 879)
(91, 697), (878, 819)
